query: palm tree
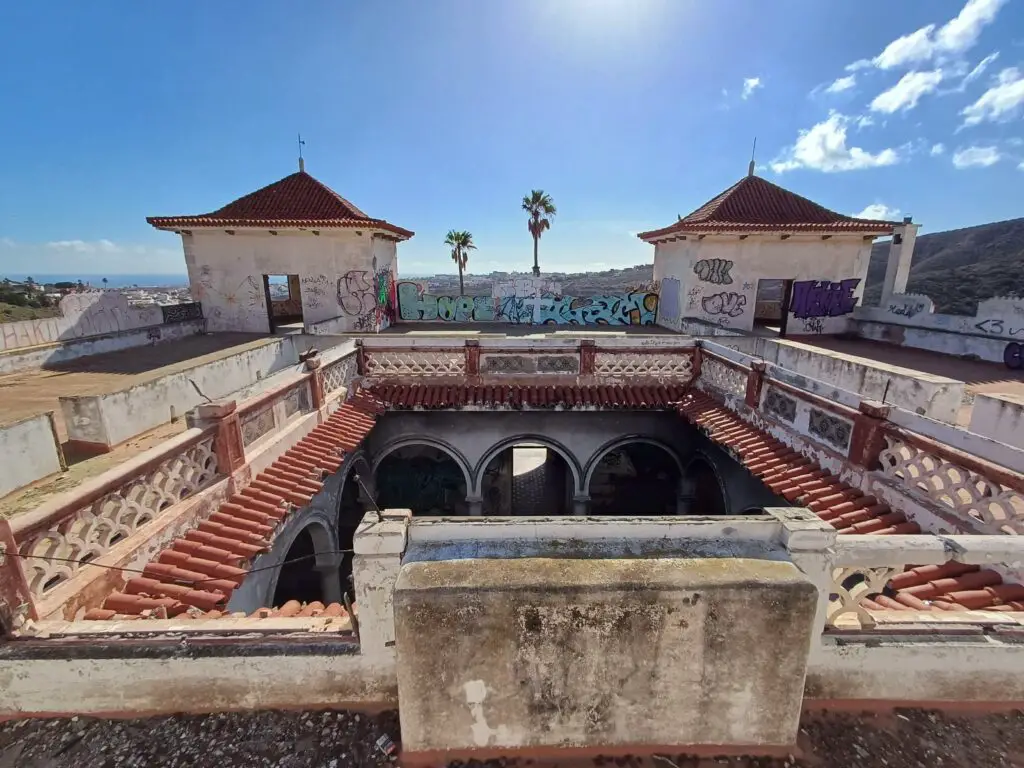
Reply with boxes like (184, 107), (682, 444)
(102, 277), (109, 289)
(522, 190), (556, 277)
(444, 230), (476, 295)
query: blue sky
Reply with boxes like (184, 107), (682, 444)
(1, 0), (1022, 277)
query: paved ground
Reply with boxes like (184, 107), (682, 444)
(794, 336), (1024, 425)
(1, 708), (1022, 767)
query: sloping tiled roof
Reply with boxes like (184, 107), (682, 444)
(147, 171), (414, 239)
(637, 175), (897, 240)
(679, 390), (1024, 612)
(82, 397), (381, 621)
(368, 383), (689, 410)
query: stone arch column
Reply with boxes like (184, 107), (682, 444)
(370, 435), (475, 515)
(473, 434), (585, 516)
(582, 436), (686, 516)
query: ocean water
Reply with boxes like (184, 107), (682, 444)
(2, 273), (189, 288)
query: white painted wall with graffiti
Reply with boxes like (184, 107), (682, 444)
(395, 277), (659, 326)
(652, 233), (874, 335)
(183, 230), (398, 334)
(0, 291), (164, 353)
(855, 295), (1024, 367)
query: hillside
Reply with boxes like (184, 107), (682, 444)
(864, 217), (1024, 314)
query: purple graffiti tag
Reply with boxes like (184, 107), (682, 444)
(790, 279), (860, 319)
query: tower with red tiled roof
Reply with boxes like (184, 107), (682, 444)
(148, 165), (414, 335)
(637, 170), (909, 336)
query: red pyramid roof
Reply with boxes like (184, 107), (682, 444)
(147, 171), (413, 239)
(637, 175), (896, 241)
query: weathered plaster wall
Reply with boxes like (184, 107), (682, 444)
(855, 316), (1023, 367)
(652, 234), (872, 334)
(395, 556), (816, 752)
(183, 230), (399, 334)
(0, 318), (205, 375)
(0, 292), (165, 353)
(969, 392), (1024, 450)
(60, 336), (307, 450)
(857, 295), (1024, 344)
(0, 412), (64, 497)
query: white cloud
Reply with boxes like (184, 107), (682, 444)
(846, 59), (873, 72)
(1019, 161), (1024, 171)
(770, 112), (901, 173)
(959, 52), (1000, 89)
(854, 203), (901, 220)
(741, 77), (762, 100)
(870, 70), (944, 113)
(0, 237), (15, 248)
(872, 0), (1006, 70)
(961, 67), (1024, 125)
(952, 145), (1001, 168)
(46, 239), (122, 254)
(931, 143), (947, 155)
(855, 115), (875, 129)
(825, 75), (857, 94)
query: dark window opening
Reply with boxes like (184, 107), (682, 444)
(482, 443), (572, 516)
(689, 459), (728, 516)
(376, 445), (468, 515)
(589, 443), (680, 516)
(272, 527), (323, 606)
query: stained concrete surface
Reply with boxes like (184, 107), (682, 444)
(0, 708), (1022, 767)
(796, 336), (1024, 425)
(373, 323), (677, 338)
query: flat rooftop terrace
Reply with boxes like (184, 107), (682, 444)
(372, 322), (678, 338)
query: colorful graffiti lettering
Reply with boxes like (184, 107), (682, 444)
(397, 282), (657, 326)
(693, 258), (734, 285)
(374, 265), (396, 331)
(701, 291), (746, 318)
(789, 279), (859, 319)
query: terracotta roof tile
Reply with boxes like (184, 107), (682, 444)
(368, 383), (689, 410)
(87, 399), (377, 620)
(147, 171), (414, 240)
(637, 175), (896, 240)
(677, 389), (1021, 615)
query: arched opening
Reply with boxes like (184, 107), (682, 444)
(271, 526), (324, 606)
(587, 441), (682, 516)
(375, 444), (469, 515)
(480, 441), (576, 516)
(686, 457), (728, 516)
(336, 465), (366, 600)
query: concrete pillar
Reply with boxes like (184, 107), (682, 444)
(676, 476), (697, 515)
(572, 494), (590, 516)
(305, 354), (325, 410)
(849, 400), (891, 470)
(196, 401), (245, 474)
(881, 219), (919, 301)
(352, 509), (411, 661)
(0, 519), (38, 636)
(744, 361), (766, 409)
(466, 494), (484, 516)
(765, 507), (836, 663)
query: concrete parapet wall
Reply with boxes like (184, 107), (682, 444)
(969, 393), (1024, 450)
(0, 319), (206, 375)
(855, 319), (1016, 366)
(0, 413), (65, 498)
(749, 337), (964, 423)
(395, 556), (816, 754)
(59, 336), (306, 451)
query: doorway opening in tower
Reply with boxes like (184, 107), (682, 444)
(588, 441), (683, 516)
(481, 442), (574, 516)
(376, 445), (469, 515)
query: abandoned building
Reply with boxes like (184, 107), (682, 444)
(2, 167), (1024, 760)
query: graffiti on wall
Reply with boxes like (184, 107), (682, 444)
(301, 274), (330, 310)
(693, 258), (734, 285)
(1005, 342), (1023, 370)
(789, 279), (859, 319)
(396, 282), (658, 326)
(335, 259), (396, 331)
(194, 268), (264, 330)
(701, 292), (747, 318)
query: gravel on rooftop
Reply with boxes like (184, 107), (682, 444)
(1, 708), (1023, 768)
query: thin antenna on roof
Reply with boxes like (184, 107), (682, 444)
(748, 137), (757, 177)
(298, 133), (306, 173)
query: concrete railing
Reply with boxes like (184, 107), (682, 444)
(356, 336), (699, 381)
(697, 340), (1024, 537)
(0, 349), (359, 632)
(827, 534), (1024, 630)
